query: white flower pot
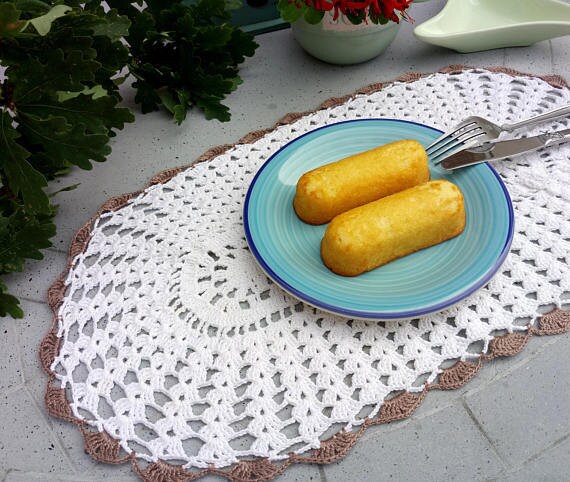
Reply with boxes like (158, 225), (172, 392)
(291, 13), (401, 65)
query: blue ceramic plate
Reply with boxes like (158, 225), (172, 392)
(244, 119), (514, 319)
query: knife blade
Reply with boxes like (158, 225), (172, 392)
(440, 128), (570, 170)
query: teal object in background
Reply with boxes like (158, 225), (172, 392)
(230, 0), (288, 34)
(244, 119), (514, 320)
(414, 0), (570, 53)
(183, 0), (287, 35)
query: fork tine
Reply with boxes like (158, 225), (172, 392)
(430, 132), (487, 165)
(425, 120), (478, 152)
(427, 125), (483, 157)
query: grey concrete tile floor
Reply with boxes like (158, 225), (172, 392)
(465, 334), (570, 464)
(2, 1), (570, 481)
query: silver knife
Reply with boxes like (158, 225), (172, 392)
(440, 129), (570, 170)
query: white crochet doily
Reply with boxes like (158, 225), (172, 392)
(50, 69), (569, 470)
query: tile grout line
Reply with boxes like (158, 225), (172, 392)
(2, 382), (26, 397)
(460, 398), (510, 471)
(318, 465), (327, 482)
(490, 432), (570, 480)
(3, 320), (26, 389)
(22, 295), (46, 305)
(461, 333), (568, 400)
(13, 297), (52, 394)
(13, 310), (32, 392)
(12, 296), (49, 306)
(48, 246), (68, 255)
(512, 432), (570, 474)
(21, 383), (80, 476)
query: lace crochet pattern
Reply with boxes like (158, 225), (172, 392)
(41, 66), (570, 481)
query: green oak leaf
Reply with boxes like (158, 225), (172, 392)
(193, 23), (233, 49)
(183, 0), (227, 19)
(89, 37), (130, 95)
(90, 8), (131, 42)
(0, 111), (50, 214)
(0, 3), (71, 37)
(14, 0), (51, 16)
(57, 85), (108, 101)
(227, 28), (258, 63)
(25, 150), (73, 180)
(22, 93), (134, 135)
(157, 86), (190, 123)
(157, 88), (177, 112)
(173, 88), (191, 124)
(195, 95), (230, 122)
(9, 48), (99, 104)
(28, 4), (71, 35)
(172, 103), (187, 124)
(126, 10), (156, 51)
(132, 78), (162, 113)
(0, 281), (24, 318)
(193, 73), (240, 96)
(0, 203), (55, 272)
(0, 295), (23, 318)
(17, 111), (111, 170)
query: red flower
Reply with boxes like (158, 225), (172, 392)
(300, 0), (413, 23)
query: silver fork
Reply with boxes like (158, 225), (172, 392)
(427, 104), (570, 164)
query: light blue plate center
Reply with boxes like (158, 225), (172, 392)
(244, 119), (514, 319)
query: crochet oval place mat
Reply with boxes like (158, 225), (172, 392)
(41, 66), (570, 482)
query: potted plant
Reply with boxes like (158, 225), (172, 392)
(277, 0), (414, 64)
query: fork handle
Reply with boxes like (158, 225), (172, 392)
(502, 104), (570, 132)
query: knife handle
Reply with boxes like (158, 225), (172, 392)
(503, 105), (570, 132)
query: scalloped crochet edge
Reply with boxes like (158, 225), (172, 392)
(40, 64), (570, 482)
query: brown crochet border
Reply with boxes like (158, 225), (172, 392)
(40, 65), (570, 482)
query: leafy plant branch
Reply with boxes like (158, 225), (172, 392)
(111, 0), (258, 124)
(0, 0), (257, 317)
